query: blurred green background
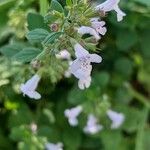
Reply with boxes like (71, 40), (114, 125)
(0, 0), (150, 150)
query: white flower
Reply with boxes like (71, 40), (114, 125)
(55, 50), (71, 60)
(70, 43), (102, 89)
(78, 26), (101, 41)
(20, 74), (41, 99)
(91, 18), (107, 36)
(95, 0), (126, 22)
(84, 114), (103, 134)
(45, 142), (63, 150)
(107, 109), (125, 129)
(64, 105), (83, 126)
(78, 76), (91, 90)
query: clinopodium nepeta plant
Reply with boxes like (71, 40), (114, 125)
(20, 0), (126, 99)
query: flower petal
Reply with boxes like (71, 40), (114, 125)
(74, 43), (89, 58)
(114, 5), (126, 22)
(70, 59), (81, 73)
(73, 65), (92, 79)
(90, 54), (102, 63)
(27, 91), (41, 100)
(78, 77), (91, 90)
(78, 26), (100, 41)
(22, 74), (40, 91)
(95, 0), (117, 11)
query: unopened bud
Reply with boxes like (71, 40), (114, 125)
(50, 23), (59, 32)
(31, 60), (41, 69)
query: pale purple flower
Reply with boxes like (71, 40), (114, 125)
(55, 50), (71, 60)
(64, 105), (83, 126)
(20, 74), (41, 99)
(107, 109), (125, 129)
(91, 18), (107, 36)
(70, 43), (102, 89)
(95, 0), (126, 22)
(78, 26), (101, 41)
(84, 114), (103, 134)
(45, 142), (63, 150)
(78, 76), (91, 90)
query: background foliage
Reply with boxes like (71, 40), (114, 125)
(0, 0), (150, 149)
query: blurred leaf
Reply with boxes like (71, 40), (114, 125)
(42, 32), (63, 45)
(139, 29), (150, 58)
(66, 0), (73, 6)
(27, 13), (46, 31)
(134, 0), (150, 6)
(4, 100), (19, 110)
(43, 108), (55, 124)
(114, 57), (133, 78)
(26, 28), (49, 43)
(0, 43), (25, 58)
(8, 105), (33, 128)
(10, 126), (31, 141)
(100, 130), (128, 150)
(116, 29), (138, 51)
(63, 128), (81, 150)
(92, 71), (110, 88)
(50, 0), (64, 13)
(13, 47), (42, 63)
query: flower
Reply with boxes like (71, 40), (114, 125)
(45, 142), (63, 150)
(64, 105), (83, 126)
(20, 74), (41, 99)
(95, 0), (126, 22)
(55, 50), (71, 60)
(84, 114), (103, 134)
(107, 109), (125, 129)
(70, 43), (102, 89)
(91, 18), (107, 36)
(78, 26), (101, 41)
(78, 76), (91, 90)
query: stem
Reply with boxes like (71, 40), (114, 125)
(135, 108), (149, 150)
(39, 0), (49, 15)
(125, 83), (150, 109)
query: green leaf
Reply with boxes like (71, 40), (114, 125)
(134, 0), (150, 6)
(100, 130), (129, 150)
(116, 30), (138, 51)
(13, 47), (42, 63)
(62, 128), (81, 150)
(93, 72), (110, 88)
(26, 28), (49, 43)
(42, 32), (63, 45)
(114, 57), (133, 78)
(66, 0), (72, 6)
(0, 43), (25, 58)
(50, 0), (64, 13)
(39, 0), (49, 15)
(27, 13), (46, 31)
(135, 108), (149, 150)
(139, 29), (150, 58)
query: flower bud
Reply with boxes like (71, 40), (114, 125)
(50, 23), (59, 32)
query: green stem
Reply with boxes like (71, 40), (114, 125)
(125, 83), (150, 109)
(39, 0), (49, 15)
(135, 108), (149, 150)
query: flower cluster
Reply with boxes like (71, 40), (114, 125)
(20, 0), (126, 99)
(64, 105), (125, 134)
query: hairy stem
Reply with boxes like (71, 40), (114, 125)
(39, 0), (49, 15)
(125, 83), (150, 109)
